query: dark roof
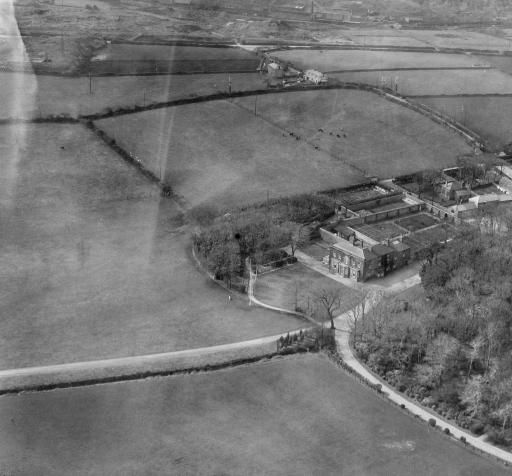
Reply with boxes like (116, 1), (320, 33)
(333, 224), (353, 237)
(332, 239), (376, 260)
(371, 244), (395, 256)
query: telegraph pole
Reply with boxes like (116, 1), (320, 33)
(89, 71), (92, 94)
(254, 95), (258, 115)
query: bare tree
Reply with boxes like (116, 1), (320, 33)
(281, 221), (306, 257)
(348, 289), (371, 344)
(315, 287), (343, 329)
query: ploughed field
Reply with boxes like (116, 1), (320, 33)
(94, 97), (368, 209)
(0, 354), (508, 475)
(231, 90), (471, 179)
(0, 123), (301, 369)
(0, 72), (266, 119)
(88, 44), (260, 75)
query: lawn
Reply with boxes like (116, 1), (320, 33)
(0, 72), (267, 119)
(419, 96), (512, 150)
(94, 97), (367, 210)
(254, 263), (361, 319)
(0, 354), (509, 475)
(0, 123), (301, 370)
(232, 89), (471, 179)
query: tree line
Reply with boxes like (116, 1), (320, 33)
(192, 193), (336, 288)
(354, 207), (512, 446)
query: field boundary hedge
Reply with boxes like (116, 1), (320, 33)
(81, 82), (484, 153)
(82, 119), (174, 197)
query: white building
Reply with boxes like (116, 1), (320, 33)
(304, 69), (327, 84)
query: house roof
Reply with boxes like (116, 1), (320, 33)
(469, 193), (501, 206)
(391, 241), (410, 253)
(371, 244), (395, 256)
(332, 239), (376, 260)
(333, 224), (353, 237)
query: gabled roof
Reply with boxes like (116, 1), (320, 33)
(332, 239), (376, 260)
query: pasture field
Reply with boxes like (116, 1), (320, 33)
(343, 29), (512, 51)
(89, 44), (260, 74)
(0, 72), (266, 119)
(0, 354), (509, 475)
(94, 98), (367, 210)
(331, 68), (512, 96)
(232, 89), (472, 179)
(253, 263), (361, 318)
(474, 54), (512, 75)
(419, 96), (512, 150)
(271, 49), (478, 73)
(0, 123), (301, 370)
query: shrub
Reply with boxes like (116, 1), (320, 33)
(460, 436), (466, 444)
(444, 428), (450, 435)
(428, 418), (436, 427)
(400, 403), (406, 409)
(470, 420), (485, 436)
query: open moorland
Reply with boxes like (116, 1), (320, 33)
(254, 262), (361, 317)
(0, 72), (266, 119)
(94, 98), (367, 209)
(232, 89), (472, 178)
(0, 354), (508, 476)
(0, 123), (302, 370)
(418, 96), (512, 150)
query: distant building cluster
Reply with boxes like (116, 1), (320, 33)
(318, 183), (451, 282)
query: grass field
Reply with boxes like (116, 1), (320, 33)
(232, 89), (472, 179)
(0, 123), (301, 370)
(419, 96), (512, 150)
(94, 97), (367, 209)
(344, 29), (512, 51)
(271, 50), (479, 73)
(0, 72), (266, 119)
(254, 263), (361, 319)
(331, 68), (512, 96)
(0, 354), (509, 475)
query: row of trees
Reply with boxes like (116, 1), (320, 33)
(354, 209), (512, 445)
